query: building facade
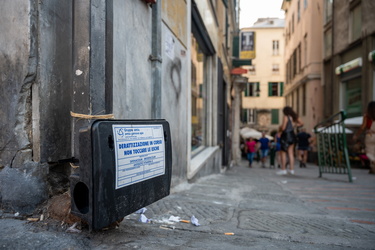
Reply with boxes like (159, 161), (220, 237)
(282, 0), (324, 134)
(322, 0), (375, 119)
(241, 18), (286, 133)
(0, 0), (239, 214)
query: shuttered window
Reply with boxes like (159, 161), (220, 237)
(268, 82), (284, 96)
(244, 82), (260, 97)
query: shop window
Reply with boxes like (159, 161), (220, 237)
(191, 34), (207, 152)
(344, 77), (362, 117)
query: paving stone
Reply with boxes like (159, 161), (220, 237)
(238, 210), (375, 240)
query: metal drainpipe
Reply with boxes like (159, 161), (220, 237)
(150, 1), (162, 119)
(331, 0), (335, 115)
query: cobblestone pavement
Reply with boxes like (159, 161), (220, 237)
(1, 160), (375, 249)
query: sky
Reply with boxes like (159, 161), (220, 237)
(239, 0), (285, 28)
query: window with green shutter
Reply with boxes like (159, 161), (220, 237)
(268, 82), (273, 96)
(244, 83), (249, 96)
(268, 82), (283, 96)
(241, 109), (257, 123)
(244, 82), (260, 97)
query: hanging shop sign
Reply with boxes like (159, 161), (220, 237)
(335, 57), (362, 75)
(240, 31), (255, 59)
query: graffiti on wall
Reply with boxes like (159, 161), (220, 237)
(165, 32), (183, 101)
(168, 57), (182, 100)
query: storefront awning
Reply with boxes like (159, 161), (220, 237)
(230, 67), (248, 75)
(335, 57), (362, 75)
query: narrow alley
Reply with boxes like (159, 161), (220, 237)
(1, 161), (374, 249)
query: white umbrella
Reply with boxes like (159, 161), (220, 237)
(240, 127), (273, 140)
(344, 116), (363, 126)
(315, 124), (353, 134)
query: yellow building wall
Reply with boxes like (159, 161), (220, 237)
(162, 0), (187, 47)
(242, 25), (285, 110)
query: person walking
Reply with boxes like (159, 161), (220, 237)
(277, 106), (303, 175)
(269, 140), (276, 168)
(296, 127), (311, 168)
(353, 101), (375, 174)
(259, 132), (270, 168)
(275, 126), (283, 168)
(245, 137), (257, 168)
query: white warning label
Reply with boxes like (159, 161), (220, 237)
(112, 124), (165, 189)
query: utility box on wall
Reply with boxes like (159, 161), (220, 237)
(70, 119), (172, 231)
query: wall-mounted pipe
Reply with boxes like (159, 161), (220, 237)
(151, 1), (162, 119)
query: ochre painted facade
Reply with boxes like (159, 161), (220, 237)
(241, 18), (285, 133)
(282, 0), (324, 134)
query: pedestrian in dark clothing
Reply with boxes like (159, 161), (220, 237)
(259, 132), (270, 168)
(297, 128), (311, 168)
(277, 106), (303, 175)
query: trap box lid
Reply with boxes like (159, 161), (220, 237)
(70, 119), (172, 230)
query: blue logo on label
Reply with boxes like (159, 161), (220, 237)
(117, 128), (124, 137)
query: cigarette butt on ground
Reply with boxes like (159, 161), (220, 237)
(224, 232), (234, 235)
(27, 218), (39, 222)
(180, 220), (190, 223)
